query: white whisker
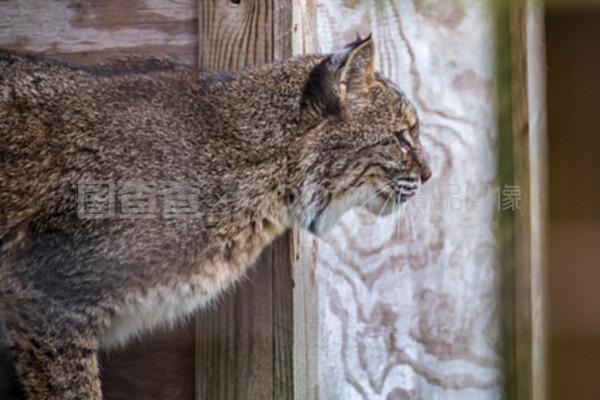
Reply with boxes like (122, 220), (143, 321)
(377, 193), (392, 220)
(355, 180), (395, 210)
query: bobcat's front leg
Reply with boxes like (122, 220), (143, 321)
(7, 328), (102, 400)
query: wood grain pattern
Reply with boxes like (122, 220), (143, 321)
(198, 0), (292, 69)
(498, 2), (548, 399)
(0, 0), (198, 64)
(194, 1), (294, 399)
(99, 323), (196, 400)
(195, 236), (294, 400)
(195, 254), (275, 400)
(291, 3), (319, 399)
(292, 232), (319, 400)
(496, 2), (523, 399)
(513, 5), (533, 400)
(302, 1), (503, 398)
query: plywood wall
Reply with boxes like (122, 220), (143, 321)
(301, 1), (502, 398)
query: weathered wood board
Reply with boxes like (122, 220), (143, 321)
(300, 1), (503, 398)
(496, 2), (548, 400)
(99, 325), (196, 400)
(0, 0), (198, 64)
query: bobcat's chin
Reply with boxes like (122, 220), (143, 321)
(304, 185), (416, 236)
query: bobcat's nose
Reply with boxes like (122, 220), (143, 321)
(411, 147), (431, 183)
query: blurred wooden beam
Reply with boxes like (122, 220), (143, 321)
(526, 4), (548, 400)
(496, 1), (547, 399)
(194, 1), (294, 400)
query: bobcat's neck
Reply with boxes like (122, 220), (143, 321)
(200, 56), (323, 150)
(181, 57), (325, 259)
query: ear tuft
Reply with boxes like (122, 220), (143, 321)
(336, 33), (375, 87)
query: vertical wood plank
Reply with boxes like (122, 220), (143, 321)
(526, 5), (548, 400)
(511, 5), (533, 400)
(292, 232), (319, 400)
(198, 0), (292, 69)
(100, 327), (196, 400)
(195, 252), (274, 400)
(194, 237), (294, 400)
(497, 1), (547, 399)
(290, 2), (319, 399)
(273, 236), (295, 400)
(194, 1), (294, 399)
(495, 1), (520, 398)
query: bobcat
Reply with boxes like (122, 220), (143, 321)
(0, 36), (431, 399)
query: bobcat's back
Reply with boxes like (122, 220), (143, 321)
(0, 50), (211, 241)
(0, 50), (75, 240)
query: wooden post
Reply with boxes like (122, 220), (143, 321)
(194, 1), (294, 399)
(496, 1), (547, 399)
(526, 6), (548, 399)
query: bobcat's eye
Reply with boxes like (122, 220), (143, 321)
(394, 130), (413, 148)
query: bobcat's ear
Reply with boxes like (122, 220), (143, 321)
(331, 34), (376, 91)
(301, 34), (376, 119)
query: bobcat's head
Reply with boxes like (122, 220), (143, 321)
(289, 36), (432, 235)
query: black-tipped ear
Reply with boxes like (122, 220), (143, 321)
(301, 34), (376, 119)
